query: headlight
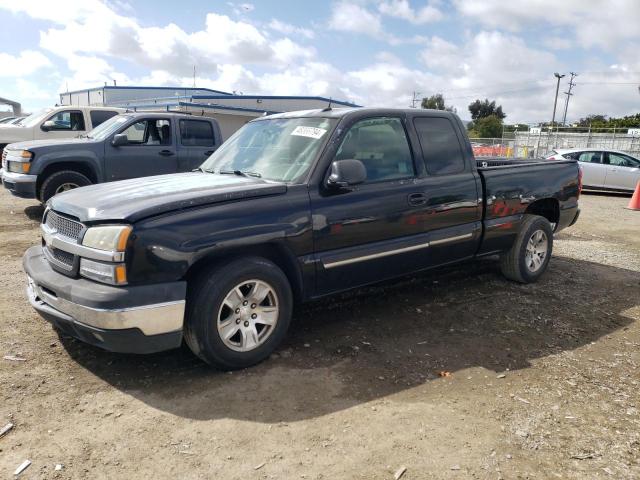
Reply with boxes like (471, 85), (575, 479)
(6, 150), (33, 173)
(80, 258), (127, 285)
(7, 160), (31, 173)
(82, 225), (132, 251)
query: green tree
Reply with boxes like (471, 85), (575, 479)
(468, 98), (506, 121)
(421, 93), (456, 113)
(472, 115), (503, 138)
(576, 114), (608, 127)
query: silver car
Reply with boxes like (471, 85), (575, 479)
(547, 148), (640, 193)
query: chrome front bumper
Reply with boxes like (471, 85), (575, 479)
(23, 245), (186, 354)
(26, 276), (185, 336)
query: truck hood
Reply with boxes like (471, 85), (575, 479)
(49, 172), (288, 223)
(8, 137), (93, 151)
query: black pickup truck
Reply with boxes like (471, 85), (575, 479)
(2, 112), (221, 202)
(22, 108), (580, 369)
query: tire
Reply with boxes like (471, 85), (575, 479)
(184, 256), (293, 370)
(499, 214), (553, 283)
(40, 170), (92, 202)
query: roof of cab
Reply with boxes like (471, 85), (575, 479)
(255, 107), (458, 121)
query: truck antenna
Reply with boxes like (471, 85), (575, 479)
(322, 98), (333, 111)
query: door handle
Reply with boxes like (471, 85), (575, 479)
(408, 193), (427, 206)
(159, 150), (174, 156)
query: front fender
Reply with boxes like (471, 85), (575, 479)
(125, 186), (314, 287)
(31, 150), (102, 181)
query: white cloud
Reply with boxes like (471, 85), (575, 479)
(329, 1), (383, 35)
(268, 19), (315, 39)
(7, 3), (314, 79)
(420, 36), (460, 71)
(378, 0), (444, 24)
(542, 36), (573, 50)
(453, 0), (640, 51)
(0, 50), (52, 77)
(2, 1), (640, 124)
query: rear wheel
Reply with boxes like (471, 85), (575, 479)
(499, 214), (553, 283)
(184, 257), (293, 369)
(40, 170), (91, 202)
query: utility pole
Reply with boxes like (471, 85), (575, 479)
(193, 65), (196, 88)
(551, 72), (565, 126)
(561, 72), (577, 125)
(410, 91), (421, 109)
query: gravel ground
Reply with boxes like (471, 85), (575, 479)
(0, 190), (639, 479)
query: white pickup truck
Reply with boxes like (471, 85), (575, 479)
(0, 105), (124, 154)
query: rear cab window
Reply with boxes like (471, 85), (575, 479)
(90, 110), (119, 128)
(413, 117), (465, 175)
(180, 120), (216, 147)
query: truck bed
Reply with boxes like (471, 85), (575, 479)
(475, 156), (580, 255)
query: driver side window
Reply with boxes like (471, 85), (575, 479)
(335, 117), (414, 183)
(120, 119), (172, 146)
(46, 110), (85, 131)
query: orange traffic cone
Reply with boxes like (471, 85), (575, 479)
(626, 181), (640, 211)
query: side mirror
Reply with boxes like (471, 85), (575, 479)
(111, 133), (129, 147)
(326, 159), (366, 189)
(41, 120), (56, 132)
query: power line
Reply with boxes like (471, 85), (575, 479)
(578, 82), (640, 85)
(443, 85), (552, 100)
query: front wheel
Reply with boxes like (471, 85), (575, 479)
(39, 170), (91, 203)
(184, 257), (293, 369)
(499, 214), (553, 283)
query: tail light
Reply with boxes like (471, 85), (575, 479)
(577, 165), (583, 198)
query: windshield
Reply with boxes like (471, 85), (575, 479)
(201, 117), (337, 182)
(19, 108), (54, 128)
(86, 114), (131, 140)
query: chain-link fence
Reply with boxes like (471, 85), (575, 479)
(470, 127), (640, 159)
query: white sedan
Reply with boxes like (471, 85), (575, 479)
(546, 148), (640, 193)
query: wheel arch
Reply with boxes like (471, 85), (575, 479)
(36, 162), (98, 200)
(525, 198), (559, 226)
(185, 242), (305, 303)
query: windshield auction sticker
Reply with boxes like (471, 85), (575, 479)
(291, 126), (327, 139)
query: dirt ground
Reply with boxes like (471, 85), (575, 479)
(1, 189), (639, 479)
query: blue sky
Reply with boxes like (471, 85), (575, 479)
(0, 0), (639, 123)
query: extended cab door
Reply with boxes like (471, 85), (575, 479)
(177, 119), (219, 172)
(603, 151), (640, 191)
(310, 115), (435, 295)
(104, 117), (178, 181)
(38, 109), (88, 139)
(411, 115), (482, 267)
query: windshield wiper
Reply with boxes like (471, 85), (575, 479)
(219, 169), (262, 178)
(193, 166), (215, 173)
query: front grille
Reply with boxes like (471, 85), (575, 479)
(51, 247), (75, 267)
(45, 210), (83, 241)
